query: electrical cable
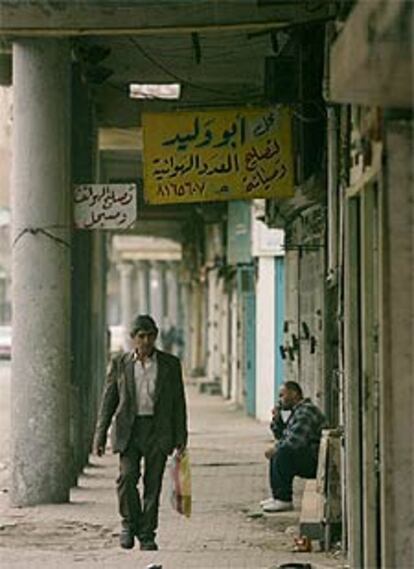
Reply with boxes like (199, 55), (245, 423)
(292, 110), (323, 123)
(128, 37), (262, 103)
(13, 226), (71, 249)
(291, 102), (327, 123)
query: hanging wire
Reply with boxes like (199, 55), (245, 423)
(128, 37), (262, 103)
(13, 226), (71, 249)
(292, 110), (323, 123)
(291, 102), (327, 123)
(125, 35), (266, 62)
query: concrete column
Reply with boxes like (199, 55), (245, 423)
(135, 260), (149, 314)
(165, 261), (179, 327)
(176, 270), (186, 360)
(206, 268), (221, 384)
(89, 233), (107, 452)
(144, 261), (151, 315)
(11, 39), (71, 506)
(164, 261), (180, 354)
(130, 263), (139, 315)
(219, 279), (230, 399)
(180, 277), (191, 371)
(189, 283), (197, 372)
(70, 62), (95, 484)
(149, 261), (165, 330)
(381, 120), (414, 569)
(255, 256), (276, 421)
(230, 283), (239, 404)
(118, 262), (134, 350)
(189, 279), (203, 374)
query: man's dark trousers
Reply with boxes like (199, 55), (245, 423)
(117, 417), (167, 543)
(270, 445), (318, 502)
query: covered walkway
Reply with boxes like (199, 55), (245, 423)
(0, 379), (341, 569)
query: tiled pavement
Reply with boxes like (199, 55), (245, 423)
(0, 381), (344, 569)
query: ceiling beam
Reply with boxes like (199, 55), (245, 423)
(113, 223), (185, 245)
(0, 1), (335, 36)
(94, 83), (264, 128)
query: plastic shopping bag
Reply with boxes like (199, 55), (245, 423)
(169, 450), (192, 518)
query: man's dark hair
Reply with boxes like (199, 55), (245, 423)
(284, 381), (303, 398)
(130, 314), (158, 337)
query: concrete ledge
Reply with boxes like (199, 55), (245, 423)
(299, 479), (324, 541)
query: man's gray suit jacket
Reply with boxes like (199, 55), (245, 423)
(94, 349), (188, 456)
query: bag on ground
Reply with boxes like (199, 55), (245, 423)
(169, 451), (192, 518)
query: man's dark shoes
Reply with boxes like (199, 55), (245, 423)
(119, 526), (135, 549)
(140, 540), (158, 551)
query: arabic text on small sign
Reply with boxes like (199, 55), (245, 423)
(73, 184), (137, 230)
(142, 107), (294, 205)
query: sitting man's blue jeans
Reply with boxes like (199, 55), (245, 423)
(270, 445), (318, 502)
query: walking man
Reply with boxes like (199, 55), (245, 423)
(261, 381), (326, 512)
(94, 314), (188, 550)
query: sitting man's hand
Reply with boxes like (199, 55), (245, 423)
(271, 405), (281, 422)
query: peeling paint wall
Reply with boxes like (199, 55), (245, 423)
(283, 205), (328, 410)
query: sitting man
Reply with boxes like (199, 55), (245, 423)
(261, 381), (326, 513)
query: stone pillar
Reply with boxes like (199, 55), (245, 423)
(70, 62), (95, 484)
(230, 283), (239, 405)
(189, 283), (198, 372)
(164, 261), (180, 354)
(136, 260), (149, 314)
(145, 261), (152, 315)
(165, 262), (179, 326)
(206, 269), (218, 383)
(149, 261), (165, 330)
(11, 39), (71, 506)
(381, 120), (414, 569)
(180, 277), (191, 369)
(218, 278), (230, 399)
(190, 279), (205, 375)
(118, 262), (134, 350)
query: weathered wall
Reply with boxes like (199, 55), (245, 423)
(283, 205), (328, 410)
(381, 118), (414, 569)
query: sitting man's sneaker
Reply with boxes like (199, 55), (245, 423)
(262, 499), (293, 512)
(140, 540), (158, 551)
(119, 526), (135, 549)
(260, 497), (275, 508)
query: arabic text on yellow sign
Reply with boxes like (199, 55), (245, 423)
(142, 106), (294, 204)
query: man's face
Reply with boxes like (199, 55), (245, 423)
(278, 385), (297, 410)
(133, 329), (157, 358)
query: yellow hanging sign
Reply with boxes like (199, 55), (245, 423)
(142, 106), (294, 204)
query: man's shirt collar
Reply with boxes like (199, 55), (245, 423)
(132, 349), (157, 364)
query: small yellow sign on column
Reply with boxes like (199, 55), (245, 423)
(142, 106), (294, 204)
